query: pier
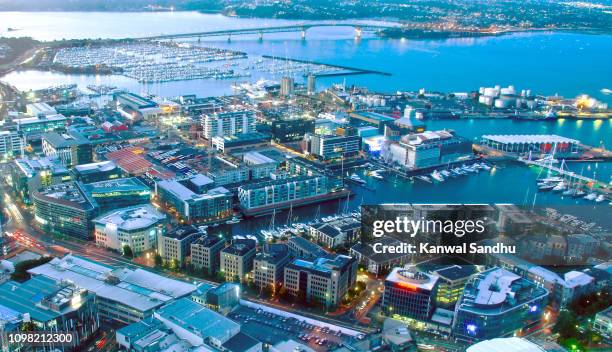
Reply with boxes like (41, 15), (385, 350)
(518, 157), (610, 194)
(261, 55), (392, 76)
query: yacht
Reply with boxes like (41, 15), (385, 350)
(440, 170), (452, 178)
(537, 176), (563, 183)
(370, 171), (384, 180)
(562, 189), (575, 196)
(480, 162), (492, 170)
(349, 173), (366, 184)
(416, 175), (431, 183)
(431, 170), (445, 182)
(584, 193), (598, 201)
(552, 182), (566, 192)
(538, 183), (555, 191)
(595, 194), (606, 203)
(573, 189), (586, 198)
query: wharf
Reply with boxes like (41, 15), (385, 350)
(262, 55), (392, 76)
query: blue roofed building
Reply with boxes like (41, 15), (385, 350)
(0, 275), (99, 350)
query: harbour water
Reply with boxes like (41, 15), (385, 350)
(0, 11), (609, 234)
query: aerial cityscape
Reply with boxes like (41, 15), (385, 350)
(0, 1), (610, 352)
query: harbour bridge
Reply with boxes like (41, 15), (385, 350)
(141, 23), (396, 41)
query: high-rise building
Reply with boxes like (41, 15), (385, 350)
(388, 130), (472, 169)
(280, 76), (294, 96)
(452, 267), (548, 343)
(271, 118), (315, 143)
(220, 239), (257, 282)
(11, 157), (70, 204)
(284, 254), (357, 307)
(382, 267), (439, 321)
(307, 74), (316, 95)
(191, 234), (226, 276)
(72, 160), (123, 183)
(202, 110), (256, 139)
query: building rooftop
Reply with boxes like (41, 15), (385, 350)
(243, 151), (276, 165)
(222, 239), (256, 256)
(466, 337), (545, 352)
(563, 271), (594, 289)
(386, 267), (439, 292)
(155, 298), (239, 344)
(287, 237), (329, 258)
(13, 113), (66, 125)
(481, 134), (579, 145)
(192, 234), (225, 248)
(255, 244), (290, 265)
(93, 204), (166, 231)
(221, 332), (260, 352)
(239, 175), (322, 191)
(43, 131), (89, 148)
(433, 265), (477, 282)
(14, 156), (68, 177)
(33, 181), (96, 211)
(157, 179), (230, 202)
(28, 254), (196, 312)
(73, 160), (118, 175)
(0, 276), (75, 323)
(82, 177), (150, 195)
(289, 255), (354, 277)
(165, 225), (202, 241)
(458, 267), (548, 314)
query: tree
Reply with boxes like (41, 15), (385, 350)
(154, 253), (163, 267)
(553, 310), (578, 339)
(10, 256), (53, 282)
(122, 244), (133, 259)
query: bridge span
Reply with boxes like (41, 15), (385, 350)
(140, 23), (395, 41)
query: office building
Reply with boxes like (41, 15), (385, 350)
(10, 157), (70, 204)
(82, 177), (151, 212)
(284, 254), (357, 307)
(220, 239), (257, 282)
(191, 234), (226, 276)
(287, 236), (329, 260)
(349, 111), (395, 133)
(211, 132), (270, 153)
(205, 283), (241, 315)
(32, 181), (97, 239)
(309, 133), (361, 160)
(452, 268), (548, 342)
(205, 156), (251, 186)
(93, 204), (166, 255)
(243, 151), (279, 179)
(0, 130), (24, 160)
(238, 175), (330, 215)
(430, 265), (476, 309)
(350, 236), (411, 275)
(42, 131), (92, 166)
(156, 177), (233, 221)
(382, 267), (439, 321)
(11, 113), (67, 139)
(158, 225), (204, 267)
(0, 276), (99, 350)
(381, 318), (418, 352)
(202, 110), (256, 139)
(280, 76), (294, 96)
(28, 254), (196, 324)
(253, 244), (292, 292)
(593, 306), (611, 343)
(307, 215), (361, 249)
(271, 118), (315, 143)
(388, 130), (473, 169)
(72, 160), (122, 183)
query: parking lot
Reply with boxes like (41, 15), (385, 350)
(228, 306), (364, 351)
